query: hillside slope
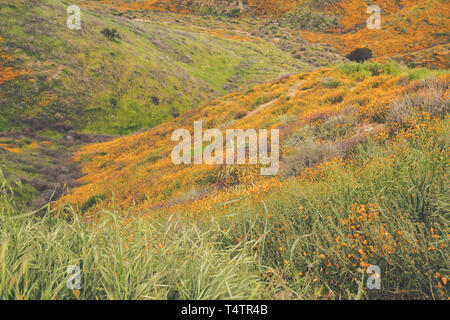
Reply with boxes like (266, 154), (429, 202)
(107, 0), (449, 69)
(58, 63), (447, 213)
(2, 70), (448, 299)
(0, 0), (318, 135)
(0, 0), (346, 209)
(53, 63), (449, 300)
(301, 0), (450, 69)
(4, 0), (445, 136)
(1, 0), (449, 301)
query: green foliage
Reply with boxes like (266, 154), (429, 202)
(0, 160), (37, 211)
(101, 28), (120, 41)
(339, 62), (402, 80)
(0, 169), (18, 219)
(407, 68), (444, 81)
(228, 8), (242, 18)
(80, 194), (107, 213)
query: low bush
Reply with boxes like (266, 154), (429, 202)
(101, 28), (120, 41)
(346, 48), (373, 63)
(388, 77), (449, 123)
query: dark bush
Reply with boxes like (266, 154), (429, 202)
(346, 48), (373, 63)
(169, 106), (180, 118)
(101, 28), (120, 41)
(151, 96), (160, 105)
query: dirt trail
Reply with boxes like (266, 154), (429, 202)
(248, 80), (304, 116)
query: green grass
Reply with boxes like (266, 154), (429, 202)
(0, 181), (268, 299)
(219, 119), (448, 299)
(339, 62), (403, 80)
(339, 62), (447, 81)
(407, 67), (444, 81)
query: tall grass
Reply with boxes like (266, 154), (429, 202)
(201, 113), (449, 299)
(0, 190), (268, 299)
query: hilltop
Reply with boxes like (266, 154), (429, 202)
(301, 0), (449, 69)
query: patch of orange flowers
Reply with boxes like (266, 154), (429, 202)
(0, 37), (26, 86)
(56, 66), (447, 216)
(301, 0), (449, 69)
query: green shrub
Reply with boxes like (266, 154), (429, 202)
(101, 28), (120, 41)
(228, 8), (242, 18)
(340, 62), (402, 80)
(322, 78), (340, 88)
(80, 194), (107, 213)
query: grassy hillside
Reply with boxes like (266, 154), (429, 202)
(50, 62), (448, 300)
(57, 63), (446, 211)
(0, 0), (345, 210)
(2, 67), (448, 299)
(0, 0), (448, 300)
(0, 0), (318, 135)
